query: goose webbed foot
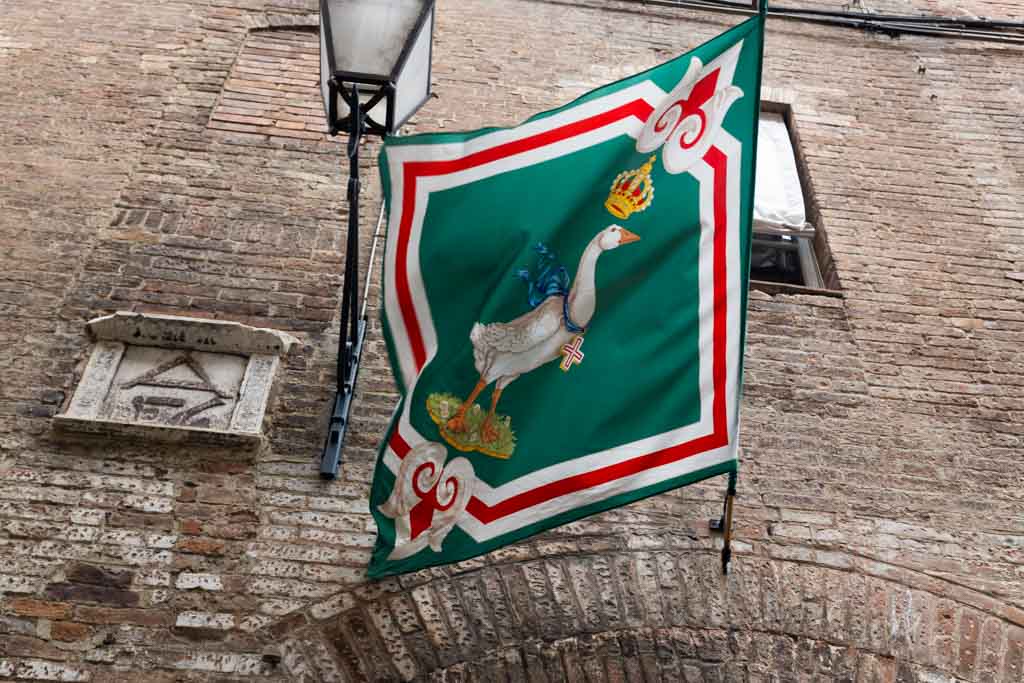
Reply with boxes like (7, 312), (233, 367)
(446, 414), (469, 434)
(480, 418), (499, 444)
(480, 386), (504, 445)
(447, 378), (488, 434)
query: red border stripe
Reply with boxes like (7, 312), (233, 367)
(706, 144), (730, 438)
(386, 104), (734, 524)
(394, 100), (655, 370)
(462, 146), (731, 524)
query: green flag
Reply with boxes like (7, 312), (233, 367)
(369, 14), (764, 577)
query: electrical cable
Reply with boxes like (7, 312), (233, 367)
(619, 0), (1024, 44)
(768, 5), (1024, 28)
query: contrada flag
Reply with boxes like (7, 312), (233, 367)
(369, 14), (764, 577)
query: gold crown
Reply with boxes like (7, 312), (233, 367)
(604, 155), (656, 220)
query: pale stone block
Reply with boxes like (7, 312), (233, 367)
(86, 311), (297, 355)
(55, 312), (297, 448)
(138, 569), (172, 587)
(11, 659), (91, 681)
(64, 341), (125, 420)
(230, 353), (279, 433)
(310, 591), (356, 621)
(0, 573), (37, 594)
(176, 611), (236, 630)
(176, 572), (224, 591)
(173, 652), (243, 673)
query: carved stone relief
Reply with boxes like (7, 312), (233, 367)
(55, 313), (297, 447)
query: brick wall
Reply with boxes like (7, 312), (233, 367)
(1, 0), (1022, 680)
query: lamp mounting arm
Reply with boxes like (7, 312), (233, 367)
(320, 83), (370, 480)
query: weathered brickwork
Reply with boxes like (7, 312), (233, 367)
(210, 29), (327, 142)
(1, 0), (1022, 680)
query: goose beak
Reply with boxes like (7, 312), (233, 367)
(619, 228), (641, 245)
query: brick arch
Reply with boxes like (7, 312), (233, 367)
(234, 12), (319, 35)
(267, 546), (1024, 681)
(208, 21), (329, 144)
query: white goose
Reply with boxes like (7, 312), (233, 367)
(446, 224), (641, 444)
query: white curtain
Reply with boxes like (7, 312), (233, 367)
(754, 113), (811, 234)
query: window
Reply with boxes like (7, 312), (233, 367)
(752, 105), (839, 293)
(750, 232), (820, 286)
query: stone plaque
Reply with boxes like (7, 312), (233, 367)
(108, 347), (246, 431)
(55, 313), (297, 447)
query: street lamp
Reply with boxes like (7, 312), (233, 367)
(318, 0), (436, 479)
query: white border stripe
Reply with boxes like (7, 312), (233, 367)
(379, 78), (745, 541)
(384, 82), (666, 389)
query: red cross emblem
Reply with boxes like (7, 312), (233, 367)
(560, 335), (585, 372)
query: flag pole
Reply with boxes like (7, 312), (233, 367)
(723, 470), (737, 571)
(711, 0), (767, 576)
(709, 469), (737, 573)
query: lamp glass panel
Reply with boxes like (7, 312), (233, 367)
(332, 86), (389, 129)
(319, 26), (331, 118)
(392, 7), (432, 129)
(323, 0), (427, 77)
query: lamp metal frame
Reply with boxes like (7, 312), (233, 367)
(318, 0), (435, 479)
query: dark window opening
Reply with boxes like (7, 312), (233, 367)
(751, 234), (817, 286)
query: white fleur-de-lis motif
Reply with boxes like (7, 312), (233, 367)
(637, 44), (745, 176)
(379, 441), (475, 561)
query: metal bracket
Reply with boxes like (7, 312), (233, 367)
(320, 318), (366, 479)
(319, 84), (387, 480)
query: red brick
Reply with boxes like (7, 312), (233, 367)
(106, 511), (174, 531)
(957, 611), (980, 679)
(3, 634), (67, 659)
(175, 537), (226, 556)
(44, 582), (139, 607)
(66, 563), (133, 588)
(198, 460), (249, 475)
(51, 621), (92, 641)
(1002, 627), (1024, 680)
(932, 599), (958, 671)
(179, 518), (203, 535)
(75, 606), (173, 627)
(207, 120), (270, 136)
(211, 112), (273, 126)
(268, 126), (322, 140)
(7, 598), (72, 620)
